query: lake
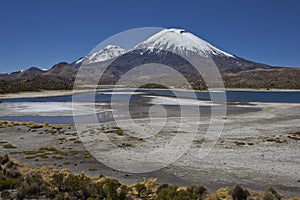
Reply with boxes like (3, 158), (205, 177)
(0, 89), (299, 124)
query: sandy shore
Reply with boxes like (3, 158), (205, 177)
(0, 101), (299, 196)
(223, 88), (300, 92)
(0, 89), (95, 100)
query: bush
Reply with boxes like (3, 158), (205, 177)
(0, 154), (9, 165)
(16, 174), (50, 199)
(50, 173), (64, 192)
(231, 185), (249, 200)
(264, 187), (282, 200)
(4, 169), (23, 179)
(119, 185), (131, 200)
(156, 185), (178, 200)
(6, 160), (14, 169)
(51, 172), (99, 199)
(263, 191), (277, 200)
(135, 183), (147, 197)
(0, 177), (21, 190)
(190, 185), (210, 199)
(50, 173), (131, 200)
(102, 178), (121, 200)
(155, 185), (208, 200)
(2, 144), (16, 149)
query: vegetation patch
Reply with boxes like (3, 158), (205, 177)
(88, 168), (97, 171)
(37, 153), (49, 159)
(104, 126), (125, 136)
(0, 154), (297, 200)
(52, 155), (64, 160)
(119, 143), (133, 147)
(233, 141), (246, 146)
(0, 178), (21, 190)
(27, 122), (44, 129)
(10, 151), (22, 155)
(46, 129), (57, 134)
(25, 153), (49, 159)
(265, 138), (286, 143)
(58, 137), (66, 141)
(3, 144), (16, 149)
(25, 155), (37, 159)
(287, 135), (300, 141)
(39, 147), (67, 156)
(73, 140), (82, 144)
(69, 150), (80, 156)
(82, 151), (90, 156)
(23, 150), (45, 155)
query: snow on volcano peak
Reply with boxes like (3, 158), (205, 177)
(133, 28), (234, 58)
(77, 45), (126, 65)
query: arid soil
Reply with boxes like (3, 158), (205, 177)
(0, 101), (299, 196)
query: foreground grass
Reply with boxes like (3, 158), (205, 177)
(0, 154), (299, 200)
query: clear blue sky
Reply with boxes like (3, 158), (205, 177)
(0, 0), (299, 73)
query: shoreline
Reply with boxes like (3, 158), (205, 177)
(1, 87), (299, 100)
(0, 89), (95, 100)
(223, 88), (300, 92)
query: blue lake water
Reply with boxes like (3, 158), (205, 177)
(1, 90), (300, 103)
(0, 89), (299, 124)
(142, 90), (300, 103)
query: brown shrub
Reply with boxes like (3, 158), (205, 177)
(1, 154), (9, 165)
(231, 185), (249, 200)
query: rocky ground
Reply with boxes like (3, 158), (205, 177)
(0, 101), (299, 197)
(0, 154), (298, 200)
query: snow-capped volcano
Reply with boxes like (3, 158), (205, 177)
(133, 28), (234, 58)
(1, 27), (278, 87)
(74, 29), (234, 67)
(1, 27), (297, 91)
(75, 45), (126, 65)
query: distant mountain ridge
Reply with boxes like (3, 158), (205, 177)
(0, 28), (299, 93)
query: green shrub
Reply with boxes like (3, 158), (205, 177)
(0, 178), (21, 190)
(3, 144), (16, 149)
(5, 169), (23, 179)
(50, 172), (98, 199)
(50, 173), (64, 192)
(88, 168), (97, 172)
(16, 174), (51, 199)
(234, 141), (246, 146)
(155, 185), (208, 200)
(102, 178), (121, 200)
(135, 183), (147, 197)
(119, 185), (130, 200)
(52, 155), (64, 160)
(287, 135), (300, 140)
(156, 185), (178, 200)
